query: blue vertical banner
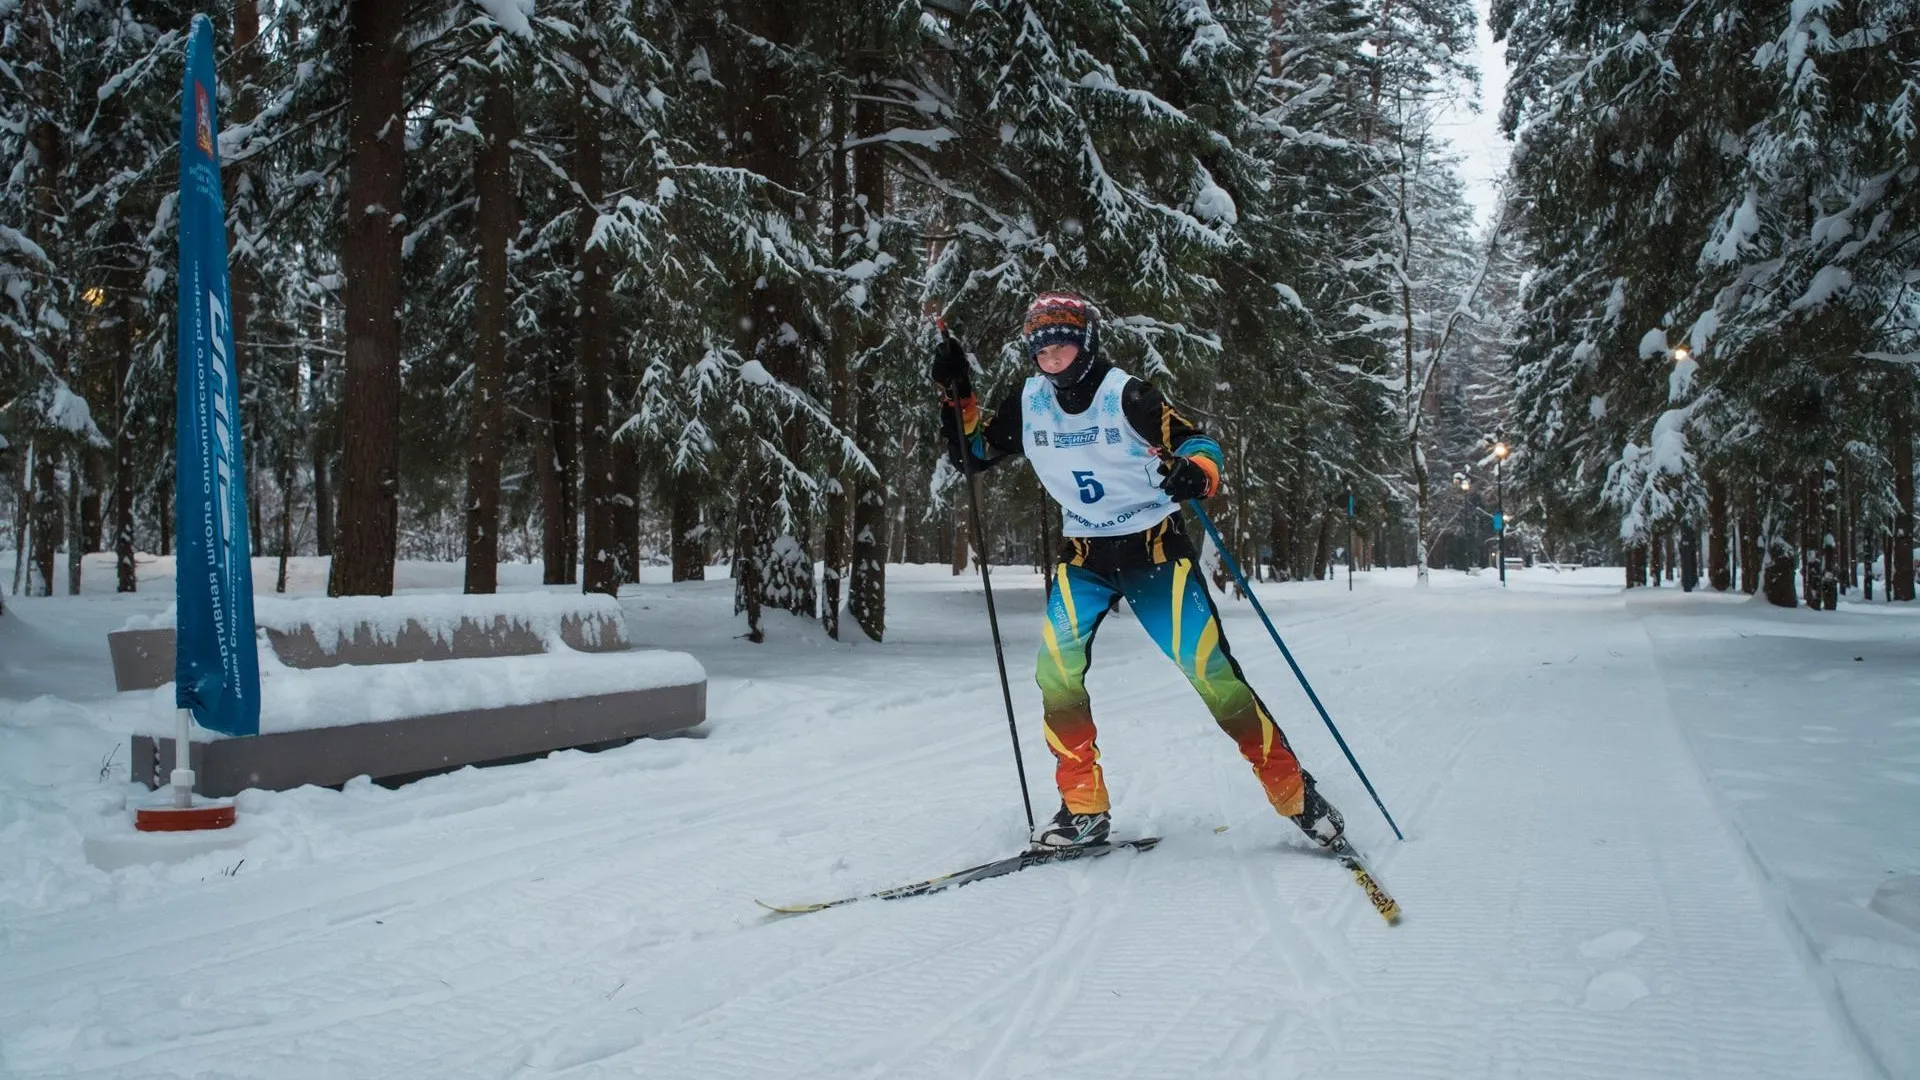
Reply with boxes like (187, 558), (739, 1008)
(175, 14), (259, 737)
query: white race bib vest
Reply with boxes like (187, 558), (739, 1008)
(1020, 368), (1177, 537)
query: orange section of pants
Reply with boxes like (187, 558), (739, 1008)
(1042, 700), (1110, 814)
(1215, 701), (1306, 816)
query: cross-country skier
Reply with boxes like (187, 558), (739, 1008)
(933, 292), (1346, 851)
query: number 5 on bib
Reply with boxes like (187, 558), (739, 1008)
(1072, 470), (1105, 503)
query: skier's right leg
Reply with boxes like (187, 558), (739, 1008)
(1035, 561), (1120, 816)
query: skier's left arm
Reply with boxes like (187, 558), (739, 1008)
(1120, 379), (1222, 500)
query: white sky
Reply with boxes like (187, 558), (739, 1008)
(1432, 0), (1511, 228)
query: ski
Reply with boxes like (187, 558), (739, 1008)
(757, 837), (1160, 916)
(1326, 837), (1401, 924)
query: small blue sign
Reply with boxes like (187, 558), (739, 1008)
(1492, 513), (1505, 532)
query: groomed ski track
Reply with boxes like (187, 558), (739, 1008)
(0, 568), (1880, 1079)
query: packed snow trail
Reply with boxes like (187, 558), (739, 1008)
(1635, 591), (1920, 1077)
(0, 563), (1891, 1078)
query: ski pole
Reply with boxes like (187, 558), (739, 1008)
(936, 318), (1037, 832)
(1191, 503), (1404, 841)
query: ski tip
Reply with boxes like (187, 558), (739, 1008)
(755, 899), (826, 916)
(1345, 865), (1401, 925)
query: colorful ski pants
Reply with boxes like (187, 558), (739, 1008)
(1036, 557), (1307, 817)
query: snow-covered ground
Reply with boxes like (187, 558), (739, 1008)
(2, 555), (1915, 1079)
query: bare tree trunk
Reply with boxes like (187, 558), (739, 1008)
(570, 21), (619, 597)
(157, 478), (171, 557)
(1738, 481), (1760, 594)
(1893, 397), (1915, 601)
(733, 468), (765, 642)
(611, 374), (642, 583)
(113, 275), (137, 593)
(464, 76), (515, 595)
(65, 450), (83, 595)
(32, 449), (61, 596)
(1862, 525), (1876, 601)
(78, 448), (103, 554)
(1269, 503), (1287, 581)
(950, 488), (970, 575)
(1818, 461), (1839, 610)
(1292, 478), (1316, 582)
(1839, 461), (1856, 590)
(848, 396), (889, 640)
(1706, 471), (1729, 591)
(1394, 152), (1431, 586)
(276, 451), (293, 593)
(1208, 487), (1237, 593)
(822, 90), (853, 639)
(536, 336), (578, 586)
(1762, 475), (1798, 608)
(331, 2), (406, 596)
(534, 412), (561, 583)
(612, 440), (640, 584)
(847, 99), (891, 646)
(310, 356), (333, 559)
(1312, 510), (1333, 580)
(248, 459), (262, 558)
(229, 0), (263, 540)
(13, 449), (32, 599)
(1798, 472), (1816, 607)
(669, 473), (705, 581)
(114, 449), (136, 593)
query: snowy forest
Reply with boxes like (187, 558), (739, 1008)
(1, 0), (1914, 635)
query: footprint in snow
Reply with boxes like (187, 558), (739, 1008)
(1577, 928), (1644, 959)
(1582, 971), (1651, 1012)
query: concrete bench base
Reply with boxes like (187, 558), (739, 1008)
(131, 681), (706, 797)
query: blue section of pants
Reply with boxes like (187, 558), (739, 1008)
(1045, 560), (1223, 674)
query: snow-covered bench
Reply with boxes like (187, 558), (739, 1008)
(112, 594), (706, 797)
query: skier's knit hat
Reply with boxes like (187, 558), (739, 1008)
(1022, 292), (1100, 387)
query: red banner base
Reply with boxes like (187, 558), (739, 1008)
(135, 802), (237, 832)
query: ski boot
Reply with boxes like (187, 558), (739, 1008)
(1289, 777), (1345, 848)
(1032, 803), (1111, 850)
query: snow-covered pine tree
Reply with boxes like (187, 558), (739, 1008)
(0, 1), (181, 597)
(1500, 0), (1918, 606)
(818, 0), (925, 641)
(1328, 0), (1480, 584)
(1240, 0), (1405, 580)
(1, 0), (75, 597)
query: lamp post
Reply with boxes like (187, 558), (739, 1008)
(1492, 436), (1509, 586)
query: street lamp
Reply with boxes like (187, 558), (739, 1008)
(1492, 436), (1509, 586)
